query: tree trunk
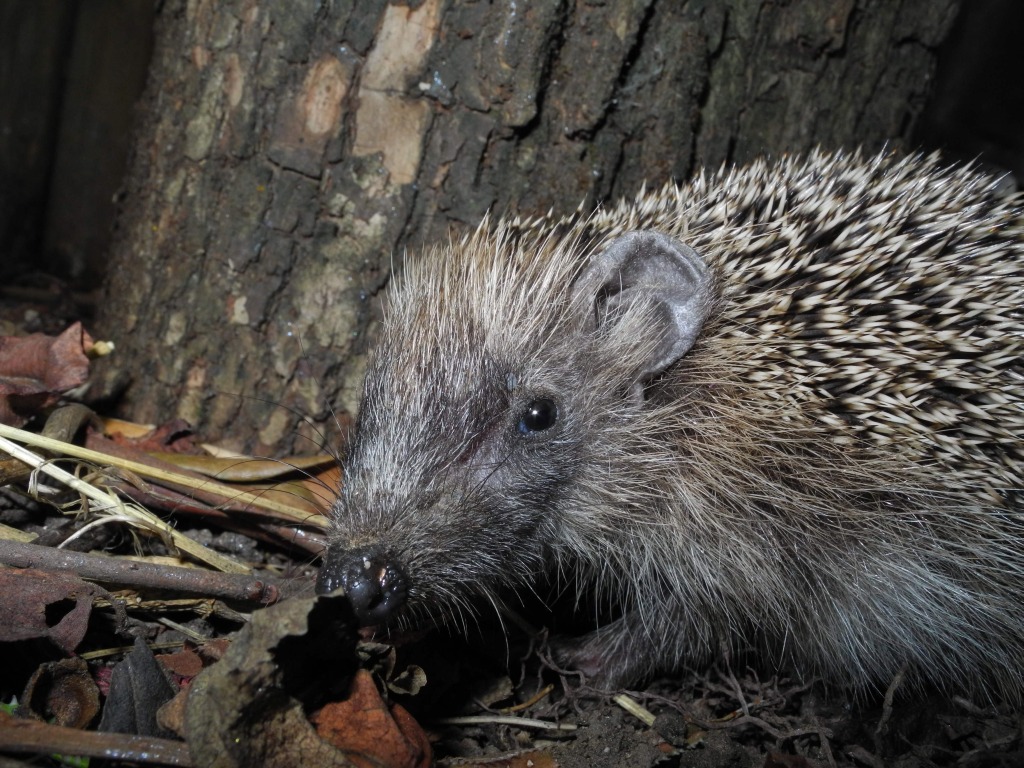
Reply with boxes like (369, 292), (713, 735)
(94, 0), (959, 455)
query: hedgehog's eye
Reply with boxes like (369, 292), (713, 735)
(518, 398), (558, 433)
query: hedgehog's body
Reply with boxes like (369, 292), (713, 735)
(318, 150), (1024, 697)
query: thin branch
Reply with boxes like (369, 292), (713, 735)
(0, 716), (192, 766)
(0, 539), (283, 605)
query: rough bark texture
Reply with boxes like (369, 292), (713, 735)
(95, 0), (959, 454)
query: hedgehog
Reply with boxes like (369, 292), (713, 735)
(316, 149), (1024, 698)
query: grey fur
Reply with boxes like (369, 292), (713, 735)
(318, 150), (1024, 698)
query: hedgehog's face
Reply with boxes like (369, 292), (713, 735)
(316, 230), (713, 632)
(316, 332), (590, 630)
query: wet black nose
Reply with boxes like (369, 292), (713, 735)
(316, 546), (409, 626)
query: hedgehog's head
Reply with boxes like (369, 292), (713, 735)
(316, 227), (713, 630)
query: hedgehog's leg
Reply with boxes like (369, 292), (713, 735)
(551, 605), (710, 690)
(549, 619), (654, 689)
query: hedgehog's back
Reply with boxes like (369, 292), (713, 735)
(622, 151), (1023, 493)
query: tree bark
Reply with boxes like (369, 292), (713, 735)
(95, 0), (960, 455)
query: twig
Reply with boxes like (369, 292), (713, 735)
(112, 479), (328, 556)
(721, 713), (784, 740)
(0, 716), (191, 766)
(613, 693), (657, 727)
(0, 431), (247, 573)
(0, 539), (282, 605)
(0, 423), (328, 527)
(721, 661), (751, 716)
(433, 715), (576, 731)
(874, 664), (906, 753)
(499, 684), (554, 714)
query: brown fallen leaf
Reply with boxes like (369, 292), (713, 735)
(157, 646), (206, 680)
(81, 430), (331, 529)
(107, 413), (343, 515)
(105, 417), (201, 454)
(152, 451), (337, 483)
(22, 657), (101, 729)
(0, 322), (95, 427)
(184, 592), (362, 767)
(4, 411), (331, 557)
(148, 447), (340, 517)
(312, 669), (431, 768)
(0, 567), (101, 652)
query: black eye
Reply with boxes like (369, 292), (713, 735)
(518, 398), (558, 434)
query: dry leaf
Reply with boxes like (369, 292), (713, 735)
(22, 657), (101, 729)
(105, 418), (200, 454)
(184, 592), (361, 767)
(0, 322), (94, 426)
(312, 669), (431, 768)
(0, 568), (100, 652)
(98, 636), (177, 737)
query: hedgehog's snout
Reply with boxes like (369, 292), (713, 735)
(316, 545), (409, 626)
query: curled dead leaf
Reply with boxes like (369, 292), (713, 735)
(22, 657), (101, 729)
(0, 322), (95, 427)
(0, 568), (100, 653)
(184, 592), (363, 767)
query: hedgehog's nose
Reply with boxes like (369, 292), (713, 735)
(316, 546), (409, 626)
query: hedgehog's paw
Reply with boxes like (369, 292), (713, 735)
(548, 618), (661, 691)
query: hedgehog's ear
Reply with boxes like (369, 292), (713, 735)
(575, 230), (712, 382)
